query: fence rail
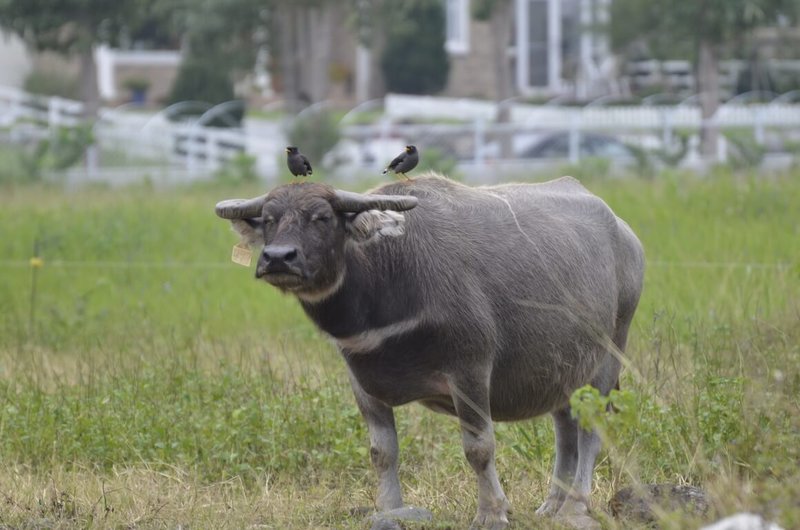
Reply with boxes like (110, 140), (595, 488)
(0, 85), (84, 128)
(2, 86), (800, 184)
(0, 86), (248, 176)
(385, 93), (800, 129)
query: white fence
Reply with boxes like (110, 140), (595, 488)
(2, 85), (800, 184)
(0, 85), (83, 128)
(97, 110), (247, 171)
(0, 86), (248, 178)
(376, 93), (800, 173)
(385, 93), (800, 130)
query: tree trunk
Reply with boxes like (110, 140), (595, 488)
(279, 6), (301, 112)
(491, 0), (514, 103)
(78, 46), (99, 121)
(491, 0), (515, 158)
(368, 29), (388, 99)
(697, 39), (720, 160)
(306, 3), (333, 104)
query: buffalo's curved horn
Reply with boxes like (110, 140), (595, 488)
(331, 190), (419, 213)
(215, 195), (268, 219)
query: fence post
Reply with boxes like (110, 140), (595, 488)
(660, 107), (673, 149)
(754, 108), (765, 145)
(473, 117), (486, 167)
(568, 113), (581, 164)
(48, 96), (61, 130)
(206, 129), (219, 171)
(717, 135), (727, 163)
(183, 125), (196, 172)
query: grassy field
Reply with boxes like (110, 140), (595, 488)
(0, 170), (798, 529)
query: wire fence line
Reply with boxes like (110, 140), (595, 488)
(0, 260), (233, 269)
(647, 261), (794, 270)
(0, 259), (794, 270)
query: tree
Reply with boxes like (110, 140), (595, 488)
(381, 0), (450, 94)
(610, 0), (800, 159)
(157, 0), (344, 111)
(472, 0), (514, 104)
(0, 0), (146, 119)
(275, 1), (338, 109)
(473, 0), (515, 157)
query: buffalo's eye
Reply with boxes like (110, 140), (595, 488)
(263, 215), (276, 224)
(311, 214), (331, 223)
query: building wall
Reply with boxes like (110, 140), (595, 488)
(0, 31), (31, 88)
(443, 18), (498, 100)
(96, 47), (181, 106)
(114, 63), (179, 106)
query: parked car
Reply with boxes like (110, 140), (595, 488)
(519, 132), (636, 160)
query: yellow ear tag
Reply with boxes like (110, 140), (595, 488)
(231, 243), (252, 267)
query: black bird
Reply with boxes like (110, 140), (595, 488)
(383, 145), (418, 180)
(286, 146), (312, 177)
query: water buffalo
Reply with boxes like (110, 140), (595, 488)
(215, 173), (644, 529)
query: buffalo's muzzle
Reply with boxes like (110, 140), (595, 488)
(256, 245), (304, 279)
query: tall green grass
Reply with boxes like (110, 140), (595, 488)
(0, 171), (798, 528)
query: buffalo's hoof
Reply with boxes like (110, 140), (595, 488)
(470, 512), (509, 530)
(556, 498), (600, 530)
(535, 496), (565, 516)
(369, 506), (433, 530)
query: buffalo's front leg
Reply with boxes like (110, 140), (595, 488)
(348, 371), (403, 511)
(450, 377), (510, 530)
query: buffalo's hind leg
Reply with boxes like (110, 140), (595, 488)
(556, 317), (633, 527)
(450, 375), (510, 530)
(535, 407), (578, 516)
(348, 371), (403, 512)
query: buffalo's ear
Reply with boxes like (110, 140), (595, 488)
(229, 218), (265, 248)
(344, 210), (408, 243)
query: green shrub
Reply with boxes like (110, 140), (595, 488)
(214, 153), (260, 185)
(286, 110), (341, 171)
(417, 146), (459, 177)
(23, 70), (80, 100)
(725, 129), (766, 170)
(381, 0), (450, 94)
(0, 125), (93, 184)
(0, 144), (31, 184)
(558, 156), (612, 180)
(167, 57), (244, 127)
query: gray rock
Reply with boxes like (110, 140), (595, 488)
(609, 483), (708, 523)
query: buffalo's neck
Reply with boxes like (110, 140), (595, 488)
(299, 245), (421, 341)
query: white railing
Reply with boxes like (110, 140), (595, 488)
(96, 115), (247, 172)
(0, 85), (84, 128)
(385, 93), (800, 129)
(2, 85), (799, 184)
(0, 86), (248, 175)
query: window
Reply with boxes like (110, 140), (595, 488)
(445, 0), (470, 54)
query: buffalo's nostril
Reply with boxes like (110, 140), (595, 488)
(263, 245), (298, 263)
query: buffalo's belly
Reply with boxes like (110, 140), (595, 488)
(487, 343), (605, 420)
(344, 349), (588, 421)
(340, 321), (607, 420)
(488, 375), (572, 421)
(345, 350), (450, 407)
